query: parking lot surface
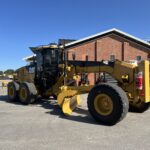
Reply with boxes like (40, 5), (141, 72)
(0, 87), (150, 150)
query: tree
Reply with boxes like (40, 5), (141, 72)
(0, 71), (3, 75)
(4, 69), (15, 75)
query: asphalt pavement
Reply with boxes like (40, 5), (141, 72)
(0, 87), (150, 150)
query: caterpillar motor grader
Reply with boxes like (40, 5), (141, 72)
(8, 44), (150, 125)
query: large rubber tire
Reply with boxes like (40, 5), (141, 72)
(19, 82), (37, 105)
(7, 82), (19, 102)
(129, 101), (150, 113)
(87, 83), (129, 125)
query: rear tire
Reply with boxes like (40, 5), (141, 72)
(129, 101), (150, 113)
(7, 82), (19, 102)
(87, 83), (129, 125)
(19, 82), (37, 105)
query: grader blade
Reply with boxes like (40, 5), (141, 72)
(57, 89), (78, 106)
(62, 95), (81, 115)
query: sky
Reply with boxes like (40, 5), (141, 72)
(0, 0), (150, 71)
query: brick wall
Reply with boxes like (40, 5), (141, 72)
(67, 34), (150, 85)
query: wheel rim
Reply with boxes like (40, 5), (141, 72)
(94, 94), (113, 116)
(8, 86), (15, 98)
(20, 87), (27, 101)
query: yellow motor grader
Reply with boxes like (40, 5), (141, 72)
(8, 44), (150, 125)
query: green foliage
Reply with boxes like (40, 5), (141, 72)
(4, 69), (15, 75)
(0, 71), (3, 75)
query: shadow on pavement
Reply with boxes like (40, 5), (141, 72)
(0, 95), (8, 101)
(39, 99), (101, 126)
(0, 95), (26, 106)
(0, 95), (108, 126)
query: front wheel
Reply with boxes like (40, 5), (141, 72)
(87, 83), (129, 125)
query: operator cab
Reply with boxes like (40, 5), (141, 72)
(30, 44), (62, 71)
(30, 44), (63, 93)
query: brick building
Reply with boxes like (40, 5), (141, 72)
(64, 28), (150, 84)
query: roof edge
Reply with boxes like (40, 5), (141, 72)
(64, 28), (150, 49)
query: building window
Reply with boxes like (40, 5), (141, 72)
(72, 52), (76, 60)
(110, 55), (115, 61)
(85, 55), (89, 61)
(136, 56), (141, 61)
